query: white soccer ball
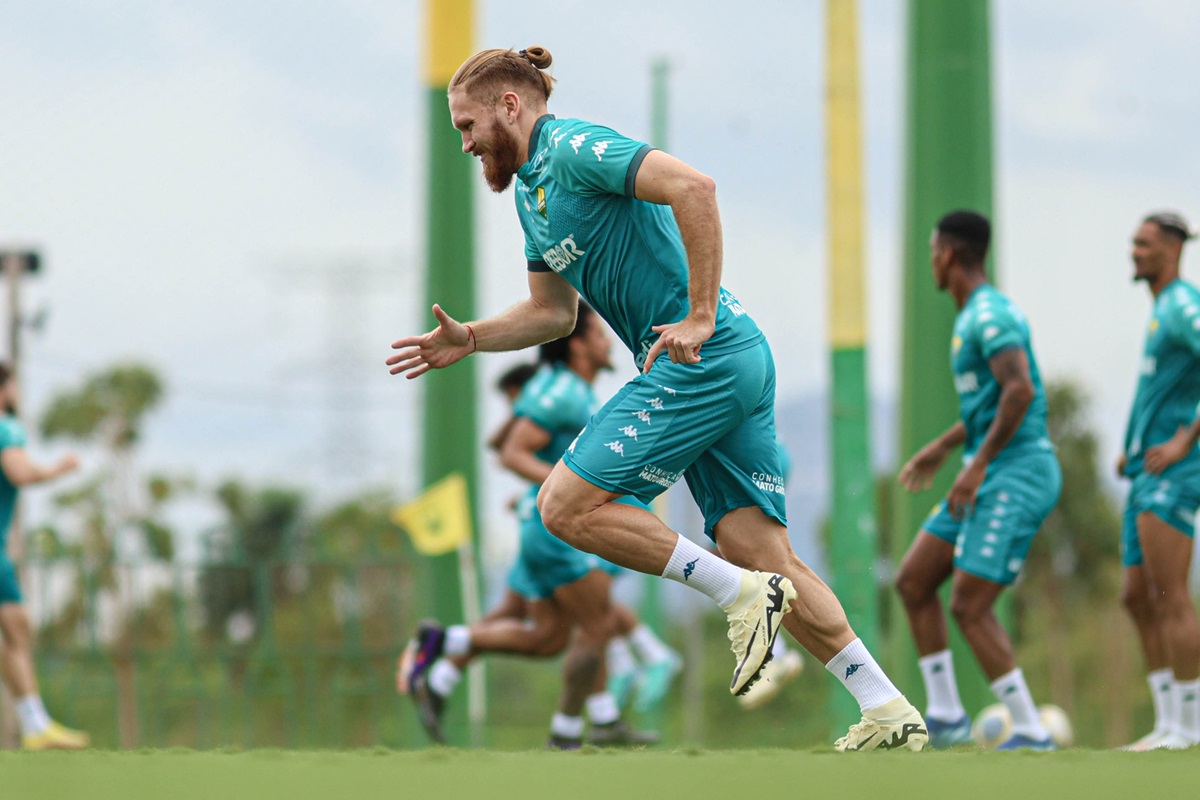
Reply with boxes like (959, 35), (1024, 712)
(972, 703), (1013, 749)
(1039, 704), (1074, 747)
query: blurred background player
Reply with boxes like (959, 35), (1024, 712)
(402, 304), (660, 748)
(388, 45), (926, 751)
(0, 363), (89, 750)
(895, 211), (1061, 750)
(1116, 211), (1200, 750)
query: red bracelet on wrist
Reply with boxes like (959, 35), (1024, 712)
(465, 324), (477, 354)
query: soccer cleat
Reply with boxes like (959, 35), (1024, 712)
(586, 720), (660, 747)
(726, 571), (796, 696)
(607, 669), (639, 710)
(925, 714), (974, 749)
(1156, 732), (1200, 750)
(408, 669), (448, 744)
(738, 648), (804, 710)
(995, 732), (1055, 751)
(1121, 729), (1173, 751)
(22, 721), (90, 751)
(834, 696), (928, 752)
(632, 652), (683, 713)
(404, 620), (446, 692)
(546, 733), (583, 751)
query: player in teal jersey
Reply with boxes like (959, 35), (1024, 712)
(0, 363), (90, 749)
(388, 45), (925, 751)
(402, 306), (660, 748)
(1116, 211), (1200, 750)
(895, 211), (1061, 750)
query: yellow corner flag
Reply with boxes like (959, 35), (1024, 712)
(393, 473), (472, 556)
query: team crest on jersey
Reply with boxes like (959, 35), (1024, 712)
(537, 187), (547, 218)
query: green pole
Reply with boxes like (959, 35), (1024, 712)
(825, 0), (880, 733)
(893, 0), (995, 715)
(421, 0), (478, 745)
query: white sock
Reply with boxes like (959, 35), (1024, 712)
(1149, 668), (1174, 735)
(428, 659), (462, 697)
(607, 637), (638, 676)
(990, 668), (1049, 740)
(661, 534), (743, 609)
(825, 638), (902, 712)
(629, 624), (673, 664)
(15, 695), (51, 736)
(585, 692), (620, 725)
(918, 650), (966, 722)
(771, 633), (792, 658)
(444, 625), (471, 657)
(550, 712), (585, 739)
(1176, 678), (1200, 741)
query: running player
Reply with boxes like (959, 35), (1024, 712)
(895, 210), (1061, 750)
(387, 46), (925, 750)
(404, 304), (658, 748)
(1116, 211), (1200, 750)
(0, 363), (90, 750)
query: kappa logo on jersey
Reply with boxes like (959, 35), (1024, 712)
(542, 235), (586, 273)
(983, 325), (1000, 340)
(632, 410), (652, 425)
(954, 372), (980, 393)
(591, 140), (612, 161)
(605, 441), (625, 456)
(550, 126), (567, 147)
(619, 425), (639, 440)
(569, 132), (590, 153)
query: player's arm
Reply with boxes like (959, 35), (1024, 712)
(1144, 409), (1200, 474)
(633, 150), (722, 372)
(898, 421), (966, 493)
(946, 347), (1033, 517)
(0, 448), (79, 487)
(498, 418), (554, 485)
(388, 272), (578, 379)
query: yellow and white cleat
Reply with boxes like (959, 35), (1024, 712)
(738, 647), (804, 710)
(835, 696), (928, 752)
(23, 721), (91, 751)
(726, 571), (796, 697)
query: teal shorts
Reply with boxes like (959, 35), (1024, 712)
(1121, 470), (1200, 567)
(508, 493), (640, 601)
(923, 450), (1061, 585)
(562, 340), (787, 540)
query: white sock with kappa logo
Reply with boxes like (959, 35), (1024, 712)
(918, 649), (966, 723)
(825, 638), (902, 713)
(1149, 668), (1173, 735)
(990, 668), (1049, 740)
(661, 533), (742, 609)
(1175, 678), (1200, 741)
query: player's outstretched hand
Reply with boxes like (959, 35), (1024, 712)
(641, 316), (715, 374)
(898, 442), (947, 493)
(1143, 425), (1192, 475)
(387, 304), (474, 379)
(946, 461), (986, 519)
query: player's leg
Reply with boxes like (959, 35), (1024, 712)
(1119, 552), (1173, 749)
(0, 601), (88, 750)
(737, 628), (805, 710)
(604, 596), (682, 712)
(1138, 509), (1200, 747)
(894, 521), (970, 746)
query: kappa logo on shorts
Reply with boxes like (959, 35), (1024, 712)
(619, 425), (639, 441)
(647, 398), (665, 411)
(605, 441), (625, 456)
(632, 410), (652, 424)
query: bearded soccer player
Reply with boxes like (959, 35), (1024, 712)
(895, 211), (1061, 750)
(387, 46), (925, 750)
(1117, 211), (1200, 750)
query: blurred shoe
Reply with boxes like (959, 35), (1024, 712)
(409, 669), (448, 745)
(925, 714), (974, 749)
(547, 733), (583, 751)
(405, 620), (446, 692)
(995, 732), (1055, 751)
(607, 669), (638, 710)
(737, 648), (803, 710)
(1157, 732), (1200, 750)
(586, 720), (659, 747)
(835, 696), (928, 752)
(1121, 729), (1172, 751)
(633, 652), (683, 713)
(726, 572), (796, 696)
(23, 721), (90, 751)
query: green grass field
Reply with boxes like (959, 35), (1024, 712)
(4, 747), (1198, 800)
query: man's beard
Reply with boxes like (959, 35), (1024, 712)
(482, 125), (521, 193)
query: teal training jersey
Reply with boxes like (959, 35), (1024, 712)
(516, 115), (763, 369)
(513, 362), (595, 467)
(1123, 279), (1200, 477)
(950, 285), (1052, 464)
(0, 416), (26, 539)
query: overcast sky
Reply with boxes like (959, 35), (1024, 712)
(2, 1), (1199, 554)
